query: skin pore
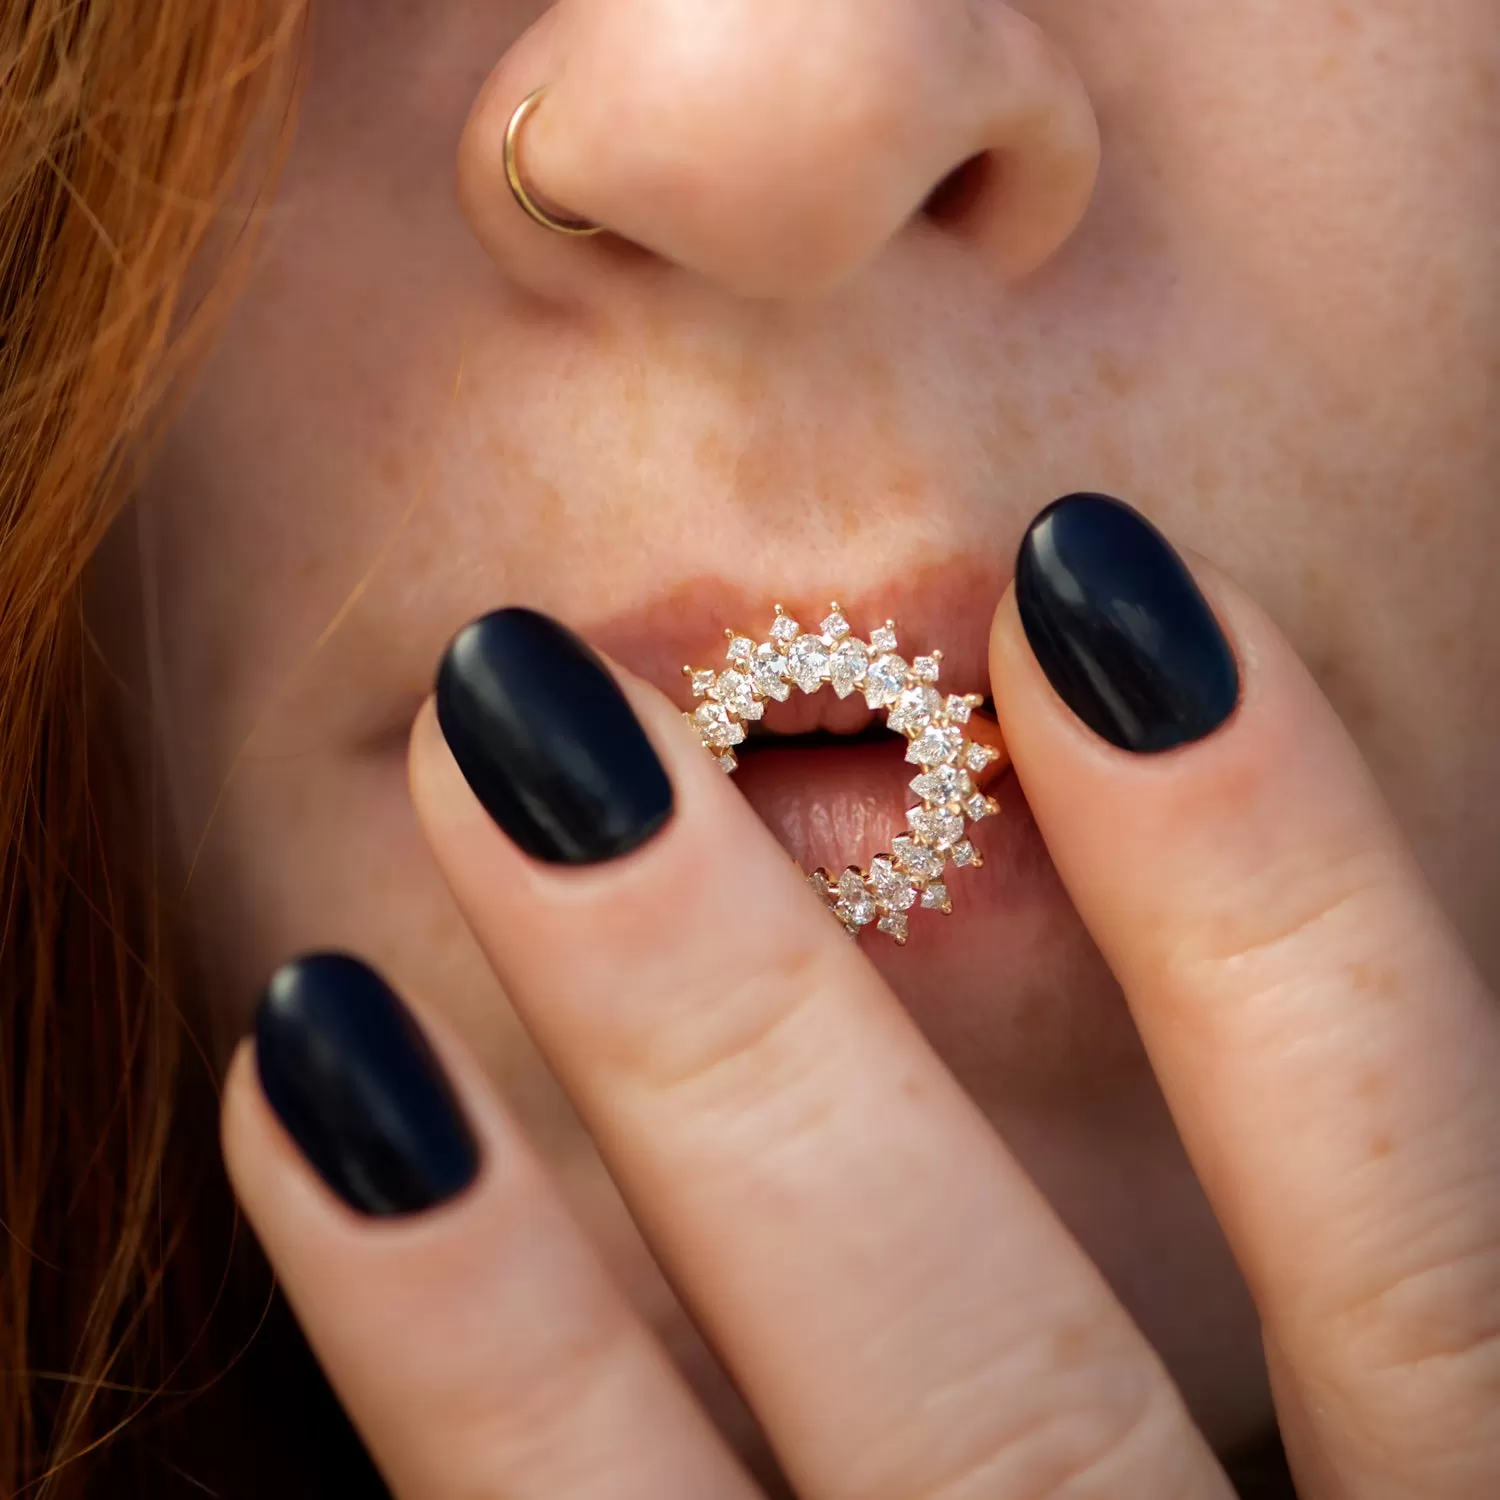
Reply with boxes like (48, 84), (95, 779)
(91, 0), (1500, 1470)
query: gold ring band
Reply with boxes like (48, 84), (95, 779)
(503, 87), (604, 238)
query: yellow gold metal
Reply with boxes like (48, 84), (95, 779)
(503, 87), (604, 238)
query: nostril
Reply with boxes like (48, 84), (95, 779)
(920, 152), (994, 228)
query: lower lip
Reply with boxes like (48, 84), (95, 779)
(732, 737), (1060, 922)
(732, 737), (1141, 1079)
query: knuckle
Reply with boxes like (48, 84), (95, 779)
(1314, 1234), (1500, 1404)
(600, 928), (848, 1111)
(851, 1329), (1202, 1500)
(1170, 840), (1393, 979)
(437, 1299), (641, 1477)
(916, 1378), (1195, 1500)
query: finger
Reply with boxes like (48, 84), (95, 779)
(408, 607), (1234, 1500)
(990, 492), (1500, 1497)
(222, 952), (763, 1500)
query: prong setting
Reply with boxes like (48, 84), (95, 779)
(683, 604), (1003, 942)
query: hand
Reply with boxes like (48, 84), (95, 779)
(222, 493), (1500, 1499)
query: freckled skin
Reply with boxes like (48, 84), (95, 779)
(94, 0), (1500, 1464)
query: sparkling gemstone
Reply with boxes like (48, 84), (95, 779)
(868, 856), (917, 911)
(920, 883), (951, 912)
(908, 806), (964, 850)
(807, 868), (837, 903)
(887, 684), (941, 734)
(892, 836), (945, 881)
(912, 655), (941, 683)
(907, 725), (963, 767)
(950, 840), (977, 868)
(828, 638), (869, 698)
(863, 653), (908, 709)
(751, 643), (792, 702)
(835, 869), (876, 927)
(788, 634), (830, 693)
(964, 792), (997, 822)
(820, 610), (851, 640)
(693, 701), (744, 748)
(869, 624), (899, 653)
(689, 668), (717, 697)
(711, 669), (761, 719)
(877, 912), (909, 943)
(726, 635), (755, 665)
(910, 766), (975, 805)
(964, 740), (1000, 773)
(717, 750), (738, 773)
(770, 611), (800, 644)
(944, 694), (974, 724)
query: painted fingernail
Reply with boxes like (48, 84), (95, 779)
(1015, 492), (1239, 752)
(255, 953), (479, 1217)
(435, 607), (674, 864)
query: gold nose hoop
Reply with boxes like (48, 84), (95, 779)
(504, 87), (604, 238)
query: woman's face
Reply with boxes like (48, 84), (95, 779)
(101, 0), (1500, 1464)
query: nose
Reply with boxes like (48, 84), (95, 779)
(459, 0), (1099, 299)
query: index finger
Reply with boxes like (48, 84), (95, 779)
(989, 492), (1500, 1497)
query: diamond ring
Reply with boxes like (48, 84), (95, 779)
(683, 604), (1007, 944)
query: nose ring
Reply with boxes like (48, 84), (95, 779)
(504, 87), (604, 238)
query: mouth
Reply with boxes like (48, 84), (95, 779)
(589, 573), (1026, 908)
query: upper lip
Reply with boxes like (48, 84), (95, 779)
(586, 556), (1011, 737)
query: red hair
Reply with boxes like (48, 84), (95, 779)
(0, 3), (307, 1491)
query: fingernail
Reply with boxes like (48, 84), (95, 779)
(1015, 492), (1239, 752)
(435, 607), (674, 864)
(255, 953), (479, 1217)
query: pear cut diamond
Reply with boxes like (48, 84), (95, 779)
(907, 725), (963, 767)
(828, 638), (869, 697)
(711, 669), (762, 719)
(887, 685), (941, 734)
(869, 856), (917, 911)
(835, 869), (876, 928)
(910, 765), (975, 806)
(863, 653), (907, 709)
(908, 806), (964, 850)
(892, 836), (945, 881)
(788, 634), (831, 693)
(751, 643), (792, 701)
(692, 701), (744, 749)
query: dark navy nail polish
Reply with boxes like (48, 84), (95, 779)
(1015, 492), (1240, 752)
(255, 953), (479, 1217)
(435, 607), (674, 864)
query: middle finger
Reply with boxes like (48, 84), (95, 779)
(408, 607), (1232, 1500)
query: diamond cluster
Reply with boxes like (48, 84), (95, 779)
(684, 605), (1002, 944)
